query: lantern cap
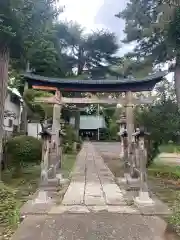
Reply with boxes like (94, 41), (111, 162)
(132, 127), (150, 137)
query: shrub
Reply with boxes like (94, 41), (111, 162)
(108, 121), (119, 141)
(147, 141), (160, 167)
(6, 135), (42, 168)
(0, 183), (19, 226)
(63, 125), (77, 153)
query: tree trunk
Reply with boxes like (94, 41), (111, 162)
(0, 47), (9, 180)
(20, 105), (28, 134)
(174, 61), (180, 108)
(77, 47), (84, 75)
(74, 92), (81, 141)
(20, 82), (28, 134)
(74, 110), (80, 141)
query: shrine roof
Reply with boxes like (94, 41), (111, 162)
(23, 71), (167, 92)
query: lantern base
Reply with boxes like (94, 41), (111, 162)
(134, 191), (154, 206)
(33, 190), (51, 204)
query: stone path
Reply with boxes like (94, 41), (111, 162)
(12, 142), (173, 240)
(50, 142), (137, 214)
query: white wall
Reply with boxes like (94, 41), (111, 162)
(4, 93), (21, 133)
(70, 115), (106, 130)
(28, 123), (42, 139)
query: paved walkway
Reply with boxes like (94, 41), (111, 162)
(12, 142), (173, 240)
(63, 143), (125, 206)
(50, 142), (137, 214)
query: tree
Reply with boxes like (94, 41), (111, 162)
(28, 31), (65, 77)
(55, 21), (120, 76)
(134, 76), (179, 163)
(110, 57), (153, 79)
(0, 0), (58, 177)
(116, 1), (180, 105)
(0, 0), (20, 177)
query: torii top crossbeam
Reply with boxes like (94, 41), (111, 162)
(35, 93), (155, 106)
(23, 71), (167, 92)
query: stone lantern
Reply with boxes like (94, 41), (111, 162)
(34, 122), (52, 204)
(133, 128), (154, 206)
(117, 115), (126, 134)
(116, 114), (127, 158)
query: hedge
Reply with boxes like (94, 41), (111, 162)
(6, 135), (42, 167)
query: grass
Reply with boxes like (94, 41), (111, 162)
(61, 153), (76, 178)
(148, 163), (180, 181)
(103, 155), (124, 178)
(2, 164), (40, 204)
(148, 163), (180, 236)
(148, 163), (180, 205)
(0, 153), (77, 239)
(0, 164), (41, 240)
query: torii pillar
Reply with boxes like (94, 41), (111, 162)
(51, 90), (62, 168)
(125, 91), (134, 177)
(125, 91), (134, 147)
(35, 89), (63, 170)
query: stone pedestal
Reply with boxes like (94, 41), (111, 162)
(50, 164), (56, 178)
(56, 173), (69, 185)
(134, 191), (154, 206)
(33, 190), (51, 204)
(117, 177), (127, 184)
(73, 142), (77, 152)
(56, 173), (63, 182)
(124, 173), (131, 180)
(126, 174), (140, 187)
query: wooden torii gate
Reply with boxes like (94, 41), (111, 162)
(24, 71), (167, 206)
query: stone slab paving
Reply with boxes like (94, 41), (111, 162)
(61, 142), (126, 209)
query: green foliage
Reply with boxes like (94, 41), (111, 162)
(0, 0), (58, 58)
(135, 99), (180, 144)
(16, 0), (59, 63)
(0, 183), (19, 226)
(63, 125), (77, 153)
(108, 119), (119, 141)
(110, 57), (153, 78)
(135, 99), (180, 165)
(103, 108), (116, 128)
(0, 0), (20, 49)
(6, 135), (42, 167)
(61, 154), (76, 178)
(24, 89), (53, 120)
(116, 1), (178, 63)
(1, 0), (121, 83)
(55, 22), (120, 76)
(28, 29), (66, 77)
(116, 1), (180, 105)
(169, 193), (180, 231)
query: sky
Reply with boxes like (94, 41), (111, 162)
(59, 0), (133, 55)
